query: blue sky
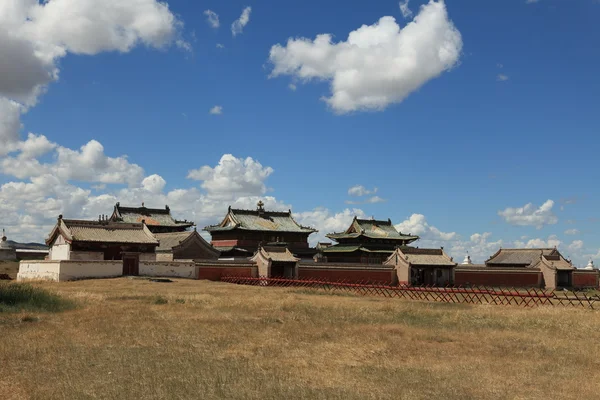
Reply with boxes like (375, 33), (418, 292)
(1, 0), (599, 265)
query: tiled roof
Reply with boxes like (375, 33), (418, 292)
(254, 246), (299, 262)
(322, 245), (361, 253)
(205, 207), (316, 233)
(54, 219), (158, 245)
(111, 203), (193, 228)
(390, 247), (456, 266)
(154, 231), (194, 252)
(486, 248), (557, 267)
(327, 217), (419, 242)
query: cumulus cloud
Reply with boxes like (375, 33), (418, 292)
(295, 208), (367, 245)
(565, 229), (580, 235)
(568, 240), (584, 253)
(187, 154), (274, 200)
(513, 235), (561, 249)
(231, 6), (251, 37)
(216, 43), (225, 49)
(498, 199), (558, 229)
(268, 0), (462, 113)
(497, 74), (509, 82)
(348, 185), (377, 197)
(141, 174), (167, 194)
(209, 105), (223, 115)
(399, 0), (413, 18)
(0, 0), (185, 150)
(395, 213), (457, 241)
(288, 83), (297, 91)
(204, 10), (220, 28)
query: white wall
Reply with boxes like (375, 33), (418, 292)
(17, 261), (62, 281)
(50, 244), (71, 260)
(139, 261), (196, 279)
(156, 253), (174, 262)
(59, 261), (122, 281)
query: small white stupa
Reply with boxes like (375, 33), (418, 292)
(462, 252), (472, 265)
(0, 229), (17, 261)
(585, 259), (596, 270)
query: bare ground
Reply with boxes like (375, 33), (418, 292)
(1, 278), (599, 399)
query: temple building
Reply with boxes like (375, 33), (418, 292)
(204, 201), (317, 260)
(110, 202), (194, 233)
(46, 216), (159, 274)
(484, 248), (576, 288)
(154, 229), (220, 261)
(386, 247), (457, 286)
(322, 217), (419, 264)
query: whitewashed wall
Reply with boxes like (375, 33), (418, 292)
(59, 261), (122, 281)
(17, 261), (62, 281)
(139, 261), (196, 279)
(139, 253), (157, 262)
(50, 244), (70, 260)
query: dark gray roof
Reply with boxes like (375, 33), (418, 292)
(205, 207), (316, 233)
(327, 217), (419, 242)
(111, 203), (193, 229)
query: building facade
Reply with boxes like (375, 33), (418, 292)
(205, 201), (317, 259)
(110, 203), (194, 233)
(154, 230), (220, 261)
(322, 217), (419, 264)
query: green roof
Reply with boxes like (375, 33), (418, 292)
(326, 217), (419, 242)
(205, 206), (316, 233)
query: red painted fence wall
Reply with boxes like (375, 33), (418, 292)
(298, 264), (395, 283)
(455, 268), (541, 287)
(196, 262), (256, 281)
(572, 271), (599, 289)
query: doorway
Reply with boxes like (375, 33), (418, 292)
(122, 254), (139, 276)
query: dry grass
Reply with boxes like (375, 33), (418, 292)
(0, 261), (19, 279)
(1, 278), (600, 400)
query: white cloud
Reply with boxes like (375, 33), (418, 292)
(231, 6), (251, 37)
(0, 0), (185, 150)
(141, 174), (167, 194)
(295, 208), (367, 245)
(216, 43), (225, 49)
(526, 0), (540, 3)
(497, 74), (509, 82)
(348, 185), (377, 197)
(345, 196), (386, 205)
(399, 0), (413, 19)
(498, 199), (558, 229)
(204, 10), (220, 28)
(268, 0), (462, 113)
(564, 229), (580, 235)
(187, 154), (274, 200)
(288, 83), (297, 91)
(395, 214), (457, 241)
(513, 235), (561, 249)
(209, 105), (223, 115)
(568, 240), (584, 253)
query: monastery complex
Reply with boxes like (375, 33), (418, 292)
(8, 201), (599, 290)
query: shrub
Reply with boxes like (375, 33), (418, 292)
(0, 283), (76, 313)
(153, 295), (168, 305)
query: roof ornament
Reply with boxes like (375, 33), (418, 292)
(585, 259), (596, 270)
(462, 252), (472, 265)
(1, 228), (6, 242)
(142, 202), (145, 207)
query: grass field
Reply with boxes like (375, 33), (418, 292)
(1, 278), (600, 400)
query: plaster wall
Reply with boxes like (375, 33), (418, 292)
(50, 244), (71, 260)
(156, 253), (174, 262)
(17, 261), (61, 281)
(69, 251), (103, 261)
(139, 261), (196, 279)
(139, 253), (157, 262)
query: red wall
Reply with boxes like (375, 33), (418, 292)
(455, 270), (541, 287)
(197, 266), (254, 281)
(572, 271), (599, 289)
(298, 267), (393, 283)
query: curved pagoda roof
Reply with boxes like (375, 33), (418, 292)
(110, 202), (194, 229)
(205, 202), (316, 234)
(326, 216), (419, 242)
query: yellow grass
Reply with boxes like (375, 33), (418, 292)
(1, 278), (600, 399)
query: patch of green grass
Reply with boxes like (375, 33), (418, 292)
(153, 295), (168, 305)
(0, 282), (76, 313)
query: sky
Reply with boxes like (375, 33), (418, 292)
(1, 0), (599, 266)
